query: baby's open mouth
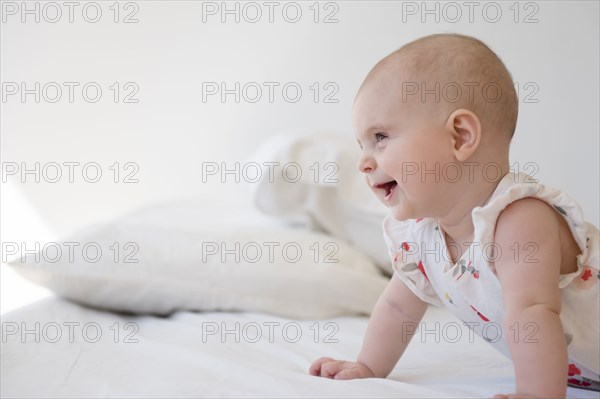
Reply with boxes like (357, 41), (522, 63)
(375, 180), (398, 197)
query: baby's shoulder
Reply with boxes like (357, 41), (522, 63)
(488, 197), (584, 284)
(494, 197), (562, 238)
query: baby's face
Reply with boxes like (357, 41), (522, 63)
(353, 77), (457, 221)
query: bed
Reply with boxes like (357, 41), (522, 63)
(1, 296), (516, 398)
(2, 132), (598, 398)
(4, 297), (599, 398)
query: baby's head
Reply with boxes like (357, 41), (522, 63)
(354, 33), (518, 220)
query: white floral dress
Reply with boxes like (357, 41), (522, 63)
(383, 172), (600, 391)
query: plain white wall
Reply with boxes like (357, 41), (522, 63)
(1, 1), (598, 251)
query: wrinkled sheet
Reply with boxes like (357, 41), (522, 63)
(2, 297), (598, 398)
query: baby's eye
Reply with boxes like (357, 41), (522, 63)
(375, 132), (387, 142)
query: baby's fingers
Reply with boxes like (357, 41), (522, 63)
(333, 366), (371, 380)
(321, 360), (359, 380)
(309, 357), (335, 376)
(320, 361), (350, 379)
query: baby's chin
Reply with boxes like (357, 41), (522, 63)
(375, 191), (426, 221)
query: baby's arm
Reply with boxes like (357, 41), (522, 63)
(309, 274), (428, 379)
(494, 198), (568, 398)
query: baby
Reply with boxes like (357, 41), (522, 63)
(309, 33), (600, 398)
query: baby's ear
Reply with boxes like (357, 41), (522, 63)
(446, 108), (481, 162)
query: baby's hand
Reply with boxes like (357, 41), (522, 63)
(309, 357), (375, 380)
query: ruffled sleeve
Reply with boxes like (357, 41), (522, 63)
(471, 172), (595, 288)
(382, 215), (443, 306)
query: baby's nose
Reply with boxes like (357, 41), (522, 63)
(357, 153), (375, 173)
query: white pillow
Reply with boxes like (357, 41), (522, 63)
(7, 201), (388, 319)
(249, 129), (392, 275)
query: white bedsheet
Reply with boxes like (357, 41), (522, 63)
(3, 297), (598, 398)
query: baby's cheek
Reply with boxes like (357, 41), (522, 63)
(381, 156), (408, 176)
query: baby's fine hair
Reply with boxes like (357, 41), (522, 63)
(364, 33), (519, 140)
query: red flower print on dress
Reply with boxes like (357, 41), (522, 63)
(470, 305), (490, 322)
(401, 242), (410, 251)
(581, 268), (592, 281)
(466, 262), (480, 279)
(568, 378), (593, 387)
(456, 261), (479, 280)
(568, 363), (581, 377)
(417, 260), (429, 281)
